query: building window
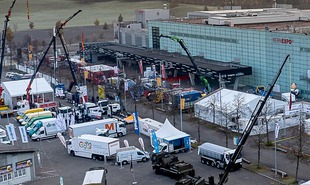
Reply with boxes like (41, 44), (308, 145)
(14, 169), (26, 178)
(0, 173), (13, 182)
(152, 27), (160, 49)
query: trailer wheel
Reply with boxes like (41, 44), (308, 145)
(201, 158), (205, 164)
(117, 132), (123, 137)
(216, 163), (221, 169)
(211, 161), (216, 167)
(70, 151), (75, 156)
(154, 168), (160, 175)
(92, 154), (97, 160)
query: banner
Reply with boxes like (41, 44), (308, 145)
(6, 124), (17, 141)
(275, 123), (280, 139)
(124, 81), (128, 91)
(16, 159), (32, 170)
(180, 98), (185, 110)
(161, 64), (166, 79)
(133, 112), (140, 134)
(56, 114), (66, 132)
(18, 126), (28, 143)
(114, 66), (118, 74)
(151, 130), (159, 154)
(98, 85), (105, 99)
(156, 77), (161, 87)
(139, 60), (143, 75)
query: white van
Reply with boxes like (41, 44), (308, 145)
(116, 146), (150, 165)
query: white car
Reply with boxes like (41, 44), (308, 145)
(6, 72), (20, 78)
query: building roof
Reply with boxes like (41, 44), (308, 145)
(0, 144), (36, 154)
(158, 8), (310, 34)
(2, 78), (53, 97)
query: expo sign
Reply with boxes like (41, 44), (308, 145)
(272, 38), (293, 44)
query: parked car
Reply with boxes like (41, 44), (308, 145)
(11, 74), (23, 81)
(6, 72), (19, 78)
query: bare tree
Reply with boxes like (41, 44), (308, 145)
(219, 102), (232, 148)
(250, 119), (265, 169)
(287, 106), (310, 183)
(231, 93), (246, 135)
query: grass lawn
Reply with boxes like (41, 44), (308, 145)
(0, 0), (166, 31)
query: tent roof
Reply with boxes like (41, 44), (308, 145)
(2, 78), (53, 97)
(195, 88), (287, 113)
(124, 114), (142, 123)
(155, 119), (189, 140)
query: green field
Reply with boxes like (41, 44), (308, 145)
(0, 0), (168, 31)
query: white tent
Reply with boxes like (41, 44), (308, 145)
(1, 78), (54, 109)
(194, 88), (288, 135)
(155, 119), (189, 141)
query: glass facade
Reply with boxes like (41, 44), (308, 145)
(148, 21), (310, 99)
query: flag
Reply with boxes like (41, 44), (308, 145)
(6, 124), (17, 141)
(161, 64), (166, 79)
(56, 114), (66, 132)
(123, 139), (129, 147)
(26, 0), (30, 21)
(139, 60), (143, 75)
(156, 77), (161, 87)
(151, 130), (159, 154)
(275, 123), (280, 139)
(81, 32), (85, 52)
(138, 137), (145, 151)
(70, 113), (75, 126)
(180, 98), (185, 110)
(114, 66), (118, 74)
(133, 112), (140, 134)
(57, 133), (66, 148)
(124, 81), (128, 91)
(289, 92), (292, 111)
(18, 126), (28, 143)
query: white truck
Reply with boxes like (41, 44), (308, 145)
(198, 142), (242, 170)
(139, 118), (164, 137)
(67, 134), (120, 160)
(68, 118), (126, 138)
(0, 128), (10, 144)
(116, 146), (150, 165)
(31, 118), (66, 141)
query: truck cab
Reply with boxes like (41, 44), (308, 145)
(0, 128), (10, 144)
(107, 103), (121, 117)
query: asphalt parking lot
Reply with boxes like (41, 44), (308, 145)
(1, 60), (309, 185)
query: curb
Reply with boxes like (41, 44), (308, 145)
(242, 166), (286, 185)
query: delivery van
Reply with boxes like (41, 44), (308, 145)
(20, 111), (55, 126)
(25, 115), (53, 129)
(30, 118), (65, 140)
(17, 108), (44, 122)
(116, 146), (150, 165)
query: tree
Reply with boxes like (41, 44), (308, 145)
(251, 118), (266, 169)
(118, 14), (123, 23)
(287, 104), (310, 183)
(13, 23), (18, 32)
(94, 19), (100, 26)
(232, 93), (246, 135)
(6, 27), (14, 43)
(103, 22), (109, 30)
(29, 22), (34, 29)
(169, 0), (179, 8)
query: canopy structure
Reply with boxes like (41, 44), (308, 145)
(2, 78), (53, 97)
(124, 114), (141, 124)
(155, 119), (189, 141)
(1, 78), (54, 109)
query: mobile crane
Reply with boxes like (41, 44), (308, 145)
(217, 54), (290, 185)
(159, 35), (212, 94)
(25, 10), (82, 106)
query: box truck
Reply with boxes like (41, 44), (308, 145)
(197, 142), (242, 170)
(68, 118), (126, 138)
(116, 146), (150, 165)
(67, 134), (120, 160)
(31, 118), (65, 141)
(139, 118), (163, 137)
